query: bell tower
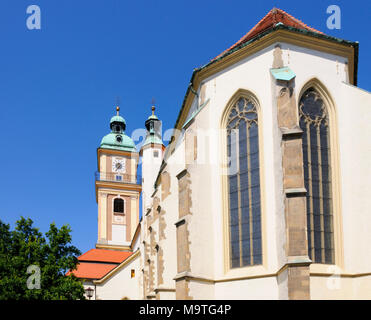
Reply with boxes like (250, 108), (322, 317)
(140, 104), (165, 212)
(95, 106), (141, 249)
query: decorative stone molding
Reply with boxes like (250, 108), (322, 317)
(175, 169), (193, 300)
(161, 171), (171, 200)
(273, 65), (311, 299)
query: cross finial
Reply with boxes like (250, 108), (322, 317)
(151, 97), (156, 115)
(115, 96), (121, 116)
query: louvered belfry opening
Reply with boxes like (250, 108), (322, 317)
(299, 88), (334, 264)
(227, 97), (262, 268)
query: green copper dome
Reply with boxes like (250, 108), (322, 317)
(99, 106), (136, 152)
(143, 134), (163, 146)
(100, 132), (136, 152)
(110, 115), (126, 125)
(142, 105), (164, 148)
(147, 114), (158, 120)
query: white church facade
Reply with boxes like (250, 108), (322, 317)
(69, 8), (371, 300)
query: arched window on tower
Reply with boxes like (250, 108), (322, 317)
(114, 198), (124, 214)
(299, 88), (334, 264)
(226, 96), (262, 268)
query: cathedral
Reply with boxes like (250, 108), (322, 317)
(69, 8), (371, 300)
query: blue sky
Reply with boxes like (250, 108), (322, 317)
(0, 0), (370, 254)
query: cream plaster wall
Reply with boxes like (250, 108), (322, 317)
(181, 42), (369, 299)
(186, 117), (217, 281)
(142, 146), (163, 211)
(157, 291), (176, 299)
(137, 40), (370, 300)
(186, 46), (282, 295)
(132, 228), (141, 251)
(111, 224), (126, 245)
(153, 144), (184, 297)
(336, 83), (371, 274)
(100, 154), (106, 173)
(188, 281), (215, 300)
(131, 197), (138, 242)
(214, 277), (279, 300)
(99, 193), (107, 241)
(157, 166), (178, 299)
(94, 253), (141, 300)
(310, 276), (371, 300)
(309, 83), (371, 299)
(98, 189), (139, 245)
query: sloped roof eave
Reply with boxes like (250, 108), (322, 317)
(92, 250), (141, 285)
(78, 248), (133, 264)
(67, 262), (118, 280)
(173, 24), (358, 132)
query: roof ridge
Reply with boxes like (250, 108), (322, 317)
(214, 8), (273, 60)
(275, 8), (324, 34)
(272, 7), (277, 24)
(212, 8), (324, 61)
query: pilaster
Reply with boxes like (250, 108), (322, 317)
(174, 169), (193, 300)
(271, 58), (311, 299)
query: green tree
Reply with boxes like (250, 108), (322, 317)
(0, 217), (85, 300)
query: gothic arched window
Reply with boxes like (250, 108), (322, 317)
(114, 198), (124, 214)
(299, 88), (334, 264)
(227, 96), (262, 268)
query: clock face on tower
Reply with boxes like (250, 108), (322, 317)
(112, 157), (126, 173)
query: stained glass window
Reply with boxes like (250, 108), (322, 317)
(299, 88), (334, 264)
(227, 97), (262, 268)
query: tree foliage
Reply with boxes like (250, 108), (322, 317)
(0, 217), (85, 300)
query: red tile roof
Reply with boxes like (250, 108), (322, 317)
(66, 248), (133, 280)
(214, 8), (324, 61)
(67, 262), (117, 280)
(78, 249), (132, 264)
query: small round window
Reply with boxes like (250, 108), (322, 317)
(116, 135), (122, 143)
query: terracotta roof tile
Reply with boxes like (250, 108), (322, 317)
(67, 262), (117, 280)
(214, 8), (324, 61)
(78, 249), (132, 264)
